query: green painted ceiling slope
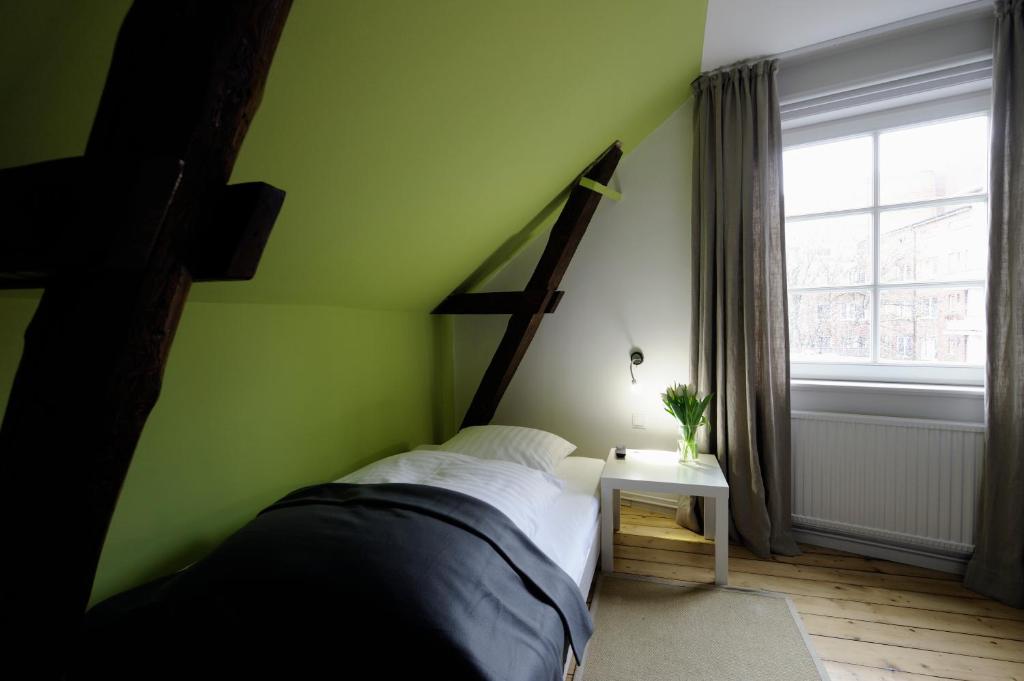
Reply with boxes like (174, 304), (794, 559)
(0, 0), (707, 310)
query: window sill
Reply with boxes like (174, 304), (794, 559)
(790, 379), (984, 422)
(791, 379), (984, 399)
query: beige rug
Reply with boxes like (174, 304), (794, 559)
(577, 575), (829, 681)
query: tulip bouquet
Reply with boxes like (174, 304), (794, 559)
(661, 383), (713, 462)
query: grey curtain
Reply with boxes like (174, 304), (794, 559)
(675, 60), (800, 558)
(964, 0), (1024, 608)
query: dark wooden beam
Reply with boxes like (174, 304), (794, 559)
(455, 142), (622, 428)
(432, 290), (564, 315)
(0, 156), (188, 286)
(0, 1), (292, 674)
(189, 182), (286, 281)
(0, 157), (92, 286)
(0, 164), (284, 286)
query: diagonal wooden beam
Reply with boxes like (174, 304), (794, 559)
(0, 2), (292, 674)
(439, 141), (622, 429)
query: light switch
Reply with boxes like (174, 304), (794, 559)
(631, 413), (646, 429)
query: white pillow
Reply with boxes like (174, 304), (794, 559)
(440, 425), (576, 474)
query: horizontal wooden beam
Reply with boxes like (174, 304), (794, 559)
(189, 182), (285, 281)
(0, 158), (282, 286)
(432, 290), (564, 315)
(0, 157), (90, 287)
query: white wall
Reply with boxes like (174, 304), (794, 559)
(453, 101), (695, 460)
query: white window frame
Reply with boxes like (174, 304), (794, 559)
(783, 92), (990, 386)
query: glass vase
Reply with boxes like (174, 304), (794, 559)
(677, 427), (699, 463)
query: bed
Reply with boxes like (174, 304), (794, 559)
(71, 426), (604, 681)
(381, 445), (605, 595)
(533, 455), (605, 597)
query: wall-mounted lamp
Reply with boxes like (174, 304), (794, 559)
(629, 348), (644, 391)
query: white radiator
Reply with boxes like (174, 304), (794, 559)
(791, 411), (985, 569)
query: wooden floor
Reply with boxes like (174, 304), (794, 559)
(566, 500), (1024, 681)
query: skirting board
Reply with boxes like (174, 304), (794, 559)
(792, 523), (969, 575)
(621, 491), (679, 510)
(624, 494), (969, 575)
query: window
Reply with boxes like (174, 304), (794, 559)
(917, 297), (939, 320)
(783, 98), (989, 385)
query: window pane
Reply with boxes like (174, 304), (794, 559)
(879, 115), (988, 205)
(786, 213), (871, 288)
(789, 290), (872, 362)
(784, 136), (873, 216)
(880, 201), (988, 284)
(879, 287), (985, 365)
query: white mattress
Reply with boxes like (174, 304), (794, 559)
(533, 456), (605, 585)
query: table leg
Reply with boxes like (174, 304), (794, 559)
(704, 496), (716, 540)
(601, 484), (615, 573)
(714, 493), (728, 585)
(613, 488), (621, 531)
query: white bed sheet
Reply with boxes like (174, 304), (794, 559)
(533, 456), (605, 586)
(338, 450), (605, 587)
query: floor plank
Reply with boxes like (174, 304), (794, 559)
(825, 660), (966, 680)
(615, 525), (959, 582)
(613, 542), (980, 599)
(593, 503), (1024, 681)
(790, 593), (1024, 642)
(614, 557), (1023, 621)
(810, 635), (1024, 681)
(801, 614), (1024, 663)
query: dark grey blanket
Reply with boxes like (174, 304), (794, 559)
(72, 483), (592, 680)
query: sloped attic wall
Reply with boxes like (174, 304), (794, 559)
(190, 0), (709, 310)
(0, 0), (706, 603)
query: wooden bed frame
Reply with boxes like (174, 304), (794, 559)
(0, 1), (620, 675)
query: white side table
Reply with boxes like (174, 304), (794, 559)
(600, 448), (730, 585)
